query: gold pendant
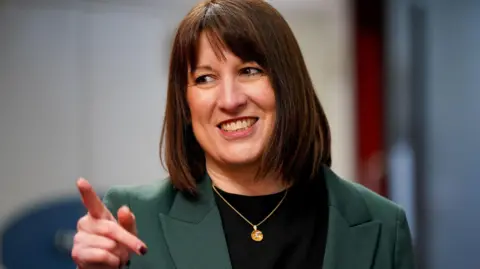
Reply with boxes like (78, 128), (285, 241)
(251, 226), (263, 242)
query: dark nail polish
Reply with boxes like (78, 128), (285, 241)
(126, 260), (131, 266)
(139, 246), (148, 255)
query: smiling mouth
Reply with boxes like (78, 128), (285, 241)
(218, 117), (258, 132)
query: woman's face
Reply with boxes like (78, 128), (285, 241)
(186, 32), (276, 169)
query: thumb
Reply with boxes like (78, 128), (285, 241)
(117, 206), (137, 235)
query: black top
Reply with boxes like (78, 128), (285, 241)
(213, 177), (329, 269)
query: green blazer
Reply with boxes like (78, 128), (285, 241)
(104, 167), (415, 269)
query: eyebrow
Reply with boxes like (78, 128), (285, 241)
(190, 61), (260, 74)
(191, 65), (214, 73)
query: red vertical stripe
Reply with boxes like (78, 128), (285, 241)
(354, 0), (387, 196)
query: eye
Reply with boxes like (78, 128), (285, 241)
(240, 67), (263, 76)
(194, 75), (215, 84)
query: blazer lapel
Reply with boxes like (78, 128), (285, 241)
(159, 175), (232, 269)
(158, 167), (380, 269)
(322, 167), (381, 269)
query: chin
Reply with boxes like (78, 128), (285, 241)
(218, 147), (263, 166)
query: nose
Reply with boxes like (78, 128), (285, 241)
(217, 77), (247, 113)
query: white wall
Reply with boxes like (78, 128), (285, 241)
(0, 0), (354, 236)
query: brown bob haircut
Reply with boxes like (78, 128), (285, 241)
(160, 0), (331, 194)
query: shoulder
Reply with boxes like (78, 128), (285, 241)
(350, 180), (406, 224)
(102, 178), (177, 215)
(324, 166), (407, 228)
(334, 177), (415, 267)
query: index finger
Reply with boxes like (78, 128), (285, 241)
(77, 178), (114, 220)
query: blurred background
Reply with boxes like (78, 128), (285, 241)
(0, 0), (479, 268)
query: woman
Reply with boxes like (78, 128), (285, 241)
(72, 0), (415, 268)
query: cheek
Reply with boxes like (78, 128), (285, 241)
(187, 88), (208, 122)
(259, 85), (276, 132)
(252, 82), (276, 112)
(186, 88), (197, 118)
(186, 87), (216, 139)
(187, 93), (207, 147)
(264, 90), (276, 111)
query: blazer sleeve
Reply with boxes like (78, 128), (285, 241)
(394, 208), (416, 269)
(102, 186), (130, 219)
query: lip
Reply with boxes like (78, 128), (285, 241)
(216, 116), (258, 127)
(217, 116), (259, 140)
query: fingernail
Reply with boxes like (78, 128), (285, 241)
(139, 246), (148, 255)
(126, 260), (131, 266)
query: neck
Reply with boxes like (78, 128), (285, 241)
(205, 158), (286, 196)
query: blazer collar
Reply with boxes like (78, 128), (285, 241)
(322, 166), (381, 268)
(159, 167), (380, 269)
(158, 175), (232, 269)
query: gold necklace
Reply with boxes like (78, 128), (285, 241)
(212, 184), (288, 242)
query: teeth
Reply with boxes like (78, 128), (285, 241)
(220, 118), (256, 132)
